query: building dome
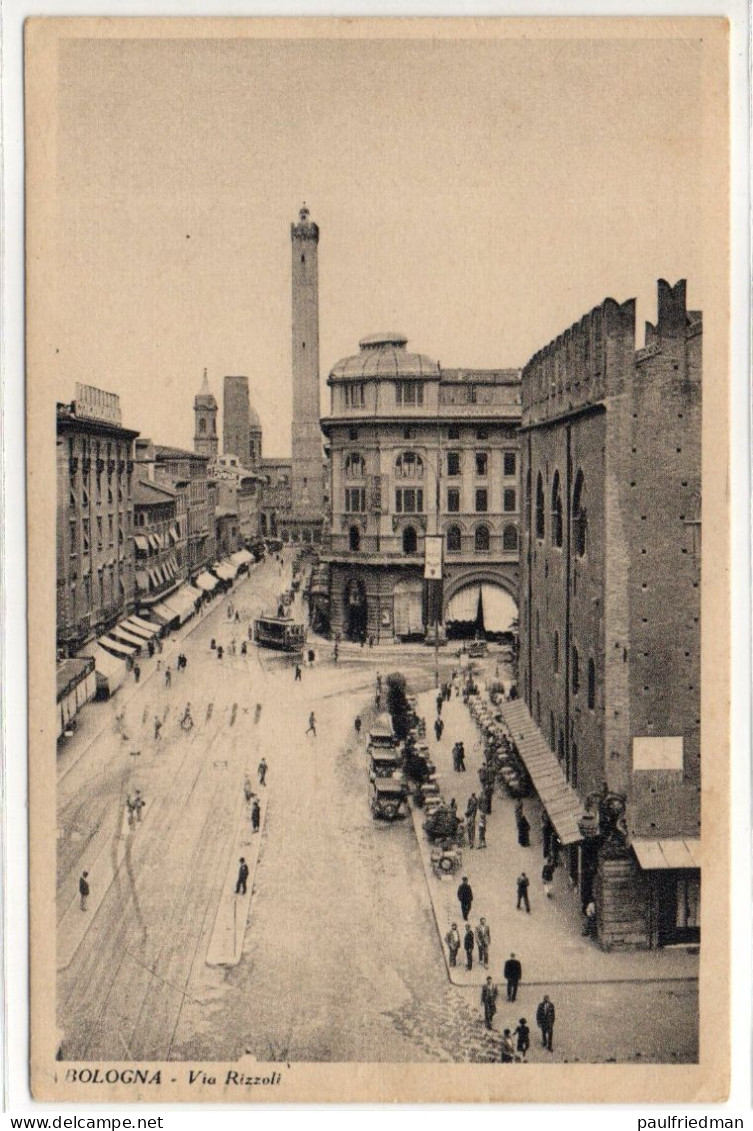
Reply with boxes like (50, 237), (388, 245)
(329, 334), (440, 382)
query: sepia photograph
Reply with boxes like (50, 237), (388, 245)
(25, 17), (730, 1103)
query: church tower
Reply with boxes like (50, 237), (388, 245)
(290, 204), (324, 519)
(194, 369), (218, 457)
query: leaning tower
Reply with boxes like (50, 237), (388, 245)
(290, 205), (324, 520)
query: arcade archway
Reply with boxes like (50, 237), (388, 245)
(445, 580), (517, 641)
(344, 578), (368, 642)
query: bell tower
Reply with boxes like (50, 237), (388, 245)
(290, 204), (324, 518)
(194, 369), (218, 457)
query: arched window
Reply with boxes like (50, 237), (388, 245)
(553, 631), (559, 673)
(535, 473), (545, 539)
(344, 452), (365, 479)
(474, 524), (490, 552)
(199, 418), (207, 434)
(395, 451), (424, 479)
(502, 524), (518, 552)
(402, 526), (418, 554)
(572, 646), (580, 694)
(349, 525), (361, 552)
(551, 470), (563, 547)
(588, 658), (596, 709)
(573, 470), (587, 557)
(446, 525), (462, 553)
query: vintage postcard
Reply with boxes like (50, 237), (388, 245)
(26, 17), (730, 1103)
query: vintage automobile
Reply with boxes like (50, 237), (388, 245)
(370, 776), (408, 821)
(367, 720), (398, 751)
(368, 749), (403, 782)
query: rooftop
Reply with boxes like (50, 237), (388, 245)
(329, 335), (440, 382)
(154, 444), (209, 463)
(133, 479), (177, 505)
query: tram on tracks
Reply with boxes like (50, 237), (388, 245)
(252, 614), (306, 652)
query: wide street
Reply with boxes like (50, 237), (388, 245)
(57, 554), (698, 1065)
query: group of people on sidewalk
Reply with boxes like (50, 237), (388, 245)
(481, 977), (557, 1061)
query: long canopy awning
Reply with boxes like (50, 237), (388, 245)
(97, 634), (137, 658)
(230, 549), (253, 566)
(195, 571), (218, 592)
(125, 615), (160, 638)
(154, 585), (199, 625)
(109, 624), (147, 649)
(185, 584), (203, 603)
(496, 699), (584, 846)
(632, 838), (701, 870)
(213, 560), (237, 581)
(152, 601), (179, 624)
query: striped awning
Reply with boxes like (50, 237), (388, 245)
(495, 698), (584, 846)
(97, 634), (137, 658)
(632, 839), (701, 870)
(109, 624), (146, 649)
(125, 615), (160, 638)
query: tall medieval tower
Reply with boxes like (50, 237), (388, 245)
(290, 205), (324, 517)
(193, 369), (218, 457)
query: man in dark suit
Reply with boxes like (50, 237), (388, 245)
(481, 977), (498, 1029)
(457, 876), (474, 921)
(235, 858), (249, 895)
(536, 994), (556, 1051)
(503, 952), (522, 1001)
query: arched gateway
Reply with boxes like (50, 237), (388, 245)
(444, 578), (517, 639)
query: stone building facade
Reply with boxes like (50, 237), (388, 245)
(56, 387), (138, 657)
(321, 334), (521, 643)
(518, 278), (701, 949)
(132, 479), (182, 612)
(212, 454), (262, 547)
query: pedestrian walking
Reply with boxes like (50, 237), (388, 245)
(165, 667), (171, 688)
(542, 859), (555, 898)
(500, 1030), (516, 1063)
(465, 792), (478, 821)
(541, 812), (554, 859)
(517, 812), (531, 847)
(153, 716), (162, 741)
(217, 645), (224, 661)
(504, 953), (522, 1001)
(251, 798), (261, 833)
(536, 995), (555, 1051)
(79, 871), (90, 911)
(516, 873), (531, 913)
(457, 742), (466, 772)
(244, 777), (253, 804)
(306, 711), (317, 737)
(354, 716), (362, 739)
(294, 664), (302, 681)
(375, 690), (382, 710)
(514, 798), (524, 828)
(434, 716), (444, 742)
(514, 1018), (530, 1060)
(436, 692), (443, 716)
(477, 809), (487, 849)
(133, 663), (141, 684)
(457, 875), (473, 921)
(463, 923), (475, 970)
(466, 808), (476, 850)
(235, 857), (249, 895)
(445, 922), (461, 967)
(132, 789), (145, 823)
(476, 917), (491, 968)
(481, 977), (498, 1029)
(257, 757), (268, 786)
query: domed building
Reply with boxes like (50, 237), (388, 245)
(321, 333), (522, 643)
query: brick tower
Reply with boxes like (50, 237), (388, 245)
(223, 375), (251, 463)
(290, 205), (324, 527)
(193, 369), (218, 457)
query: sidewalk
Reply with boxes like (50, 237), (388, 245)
(206, 787), (269, 967)
(410, 688), (699, 987)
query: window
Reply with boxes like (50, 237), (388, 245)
(475, 452), (488, 477)
(396, 452), (424, 479)
(344, 383), (366, 408)
(395, 488), (424, 514)
(448, 426), (460, 440)
(553, 631), (560, 673)
(348, 428), (359, 441)
(475, 488), (488, 513)
(96, 516), (103, 549)
(403, 427), (416, 440)
(402, 526), (418, 554)
(446, 525), (462, 553)
(344, 453), (365, 479)
(588, 659), (596, 709)
(475, 428), (487, 439)
(348, 525), (361, 551)
(573, 470), (587, 557)
(475, 524), (490, 552)
(199, 418), (207, 434)
(447, 452), (461, 477)
(551, 471), (563, 547)
(504, 452), (516, 477)
(395, 381), (424, 406)
(503, 488), (517, 513)
(447, 488), (460, 513)
(535, 473), (545, 539)
(502, 524), (518, 551)
(345, 488), (366, 513)
(572, 646), (580, 693)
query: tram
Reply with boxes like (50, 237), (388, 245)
(253, 615), (306, 653)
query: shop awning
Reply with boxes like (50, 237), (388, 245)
(97, 634), (137, 658)
(155, 585), (199, 625)
(195, 571), (218, 592)
(185, 585), (203, 602)
(230, 549), (253, 566)
(213, 560), (237, 581)
(169, 523), (180, 543)
(152, 601), (179, 624)
(148, 534), (161, 551)
(125, 615), (160, 638)
(92, 645), (126, 691)
(57, 657), (94, 701)
(134, 535), (149, 553)
(135, 570), (150, 593)
(496, 699), (584, 846)
(109, 624), (147, 649)
(632, 839), (701, 870)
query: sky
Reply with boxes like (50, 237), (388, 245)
(52, 32), (706, 455)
